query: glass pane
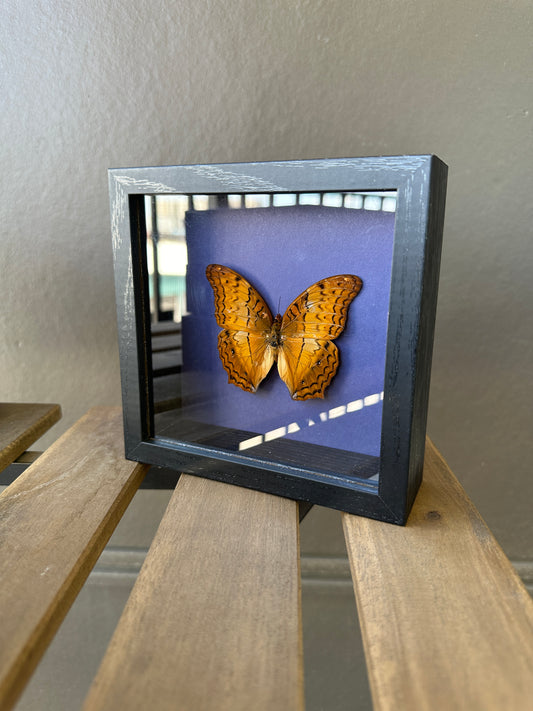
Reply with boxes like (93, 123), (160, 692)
(147, 191), (397, 484)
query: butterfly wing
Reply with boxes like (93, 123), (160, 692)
(206, 264), (276, 392)
(278, 275), (362, 400)
(277, 337), (341, 400)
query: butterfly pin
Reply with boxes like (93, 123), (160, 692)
(206, 264), (363, 400)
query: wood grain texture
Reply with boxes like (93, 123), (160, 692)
(342, 438), (533, 710)
(0, 407), (147, 711)
(84, 475), (303, 711)
(0, 402), (61, 472)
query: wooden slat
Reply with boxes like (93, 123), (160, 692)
(0, 403), (61, 472)
(0, 407), (147, 711)
(342, 438), (533, 710)
(84, 475), (303, 711)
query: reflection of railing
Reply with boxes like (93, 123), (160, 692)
(147, 195), (190, 324)
(151, 321), (182, 414)
(148, 191), (396, 324)
(149, 197), (165, 321)
(226, 191), (397, 212)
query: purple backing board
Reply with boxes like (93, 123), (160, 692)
(175, 204), (395, 457)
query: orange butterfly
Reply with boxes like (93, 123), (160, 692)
(205, 264), (363, 400)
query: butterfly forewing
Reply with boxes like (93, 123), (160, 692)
(206, 264), (273, 332)
(280, 275), (362, 339)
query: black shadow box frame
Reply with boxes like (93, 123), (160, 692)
(109, 156), (447, 524)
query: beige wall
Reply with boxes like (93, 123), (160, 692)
(2, 0), (532, 562)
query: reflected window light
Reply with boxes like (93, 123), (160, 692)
(273, 193), (297, 206)
(155, 195), (190, 236)
(364, 195), (382, 211)
(244, 194), (270, 208)
(145, 196), (153, 232)
(146, 236), (154, 274)
(382, 196), (397, 212)
(328, 405), (346, 419)
(228, 194), (243, 208)
(192, 194), (210, 211)
(343, 193), (364, 209)
(157, 240), (188, 275)
(239, 435), (263, 451)
(364, 393), (381, 406)
(236, 390), (384, 451)
(264, 426), (287, 442)
(147, 194), (190, 323)
(347, 399), (364, 412)
(322, 192), (343, 207)
(298, 193), (321, 205)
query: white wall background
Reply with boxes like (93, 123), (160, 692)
(1, 0), (532, 561)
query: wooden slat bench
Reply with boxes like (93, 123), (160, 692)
(0, 402), (61, 475)
(1, 407), (532, 710)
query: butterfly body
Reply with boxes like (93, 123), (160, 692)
(266, 314), (283, 350)
(206, 264), (362, 400)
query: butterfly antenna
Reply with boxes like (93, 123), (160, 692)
(277, 296), (281, 316)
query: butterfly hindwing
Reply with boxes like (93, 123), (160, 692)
(277, 338), (339, 400)
(216, 329), (276, 393)
(206, 264), (276, 392)
(278, 275), (362, 399)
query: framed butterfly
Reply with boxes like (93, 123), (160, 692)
(205, 264), (363, 400)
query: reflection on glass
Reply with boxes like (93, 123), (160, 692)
(322, 192), (343, 207)
(192, 194), (210, 211)
(227, 194), (242, 208)
(146, 190), (397, 483)
(244, 194), (270, 208)
(272, 193), (297, 206)
(343, 193), (364, 209)
(145, 195), (189, 323)
(298, 193), (321, 205)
